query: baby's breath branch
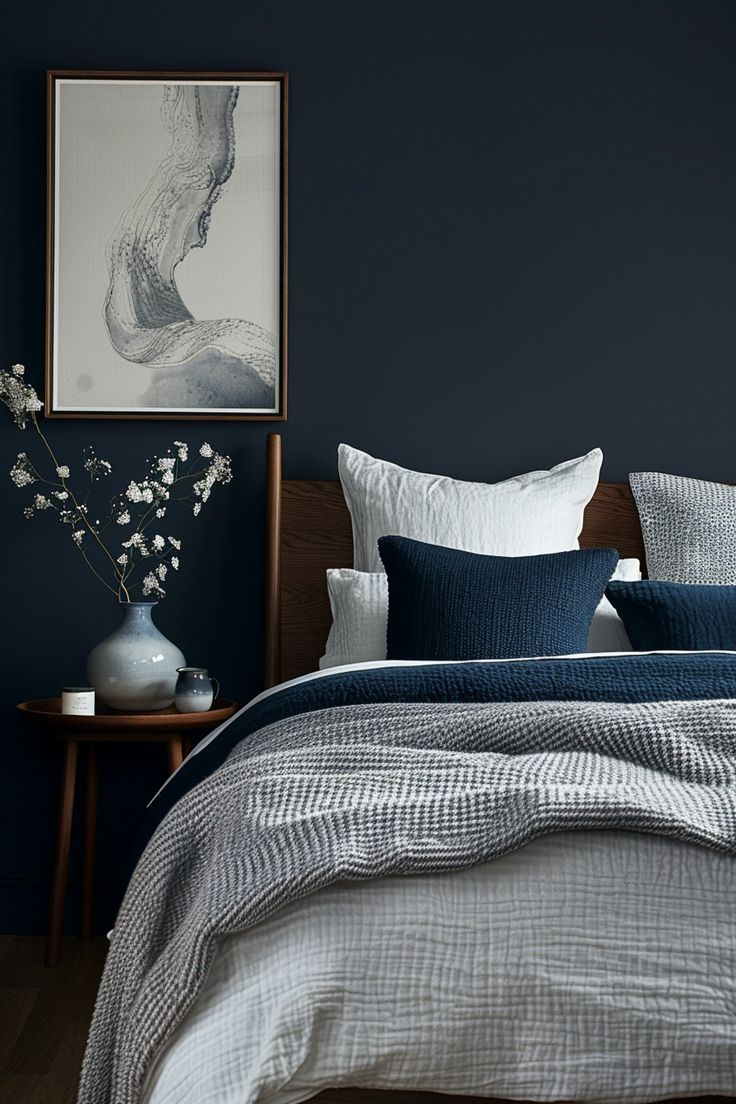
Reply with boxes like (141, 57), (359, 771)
(29, 412), (131, 601)
(2, 373), (232, 604)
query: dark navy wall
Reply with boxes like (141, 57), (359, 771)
(3, 1), (736, 931)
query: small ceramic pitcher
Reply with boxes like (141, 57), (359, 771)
(174, 667), (219, 713)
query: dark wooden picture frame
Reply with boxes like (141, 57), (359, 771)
(45, 70), (288, 421)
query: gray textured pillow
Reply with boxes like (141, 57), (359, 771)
(630, 471), (736, 584)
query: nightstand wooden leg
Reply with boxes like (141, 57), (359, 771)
(81, 742), (97, 943)
(167, 736), (184, 774)
(46, 739), (78, 968)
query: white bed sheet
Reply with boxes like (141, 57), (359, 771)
(143, 654), (736, 1103)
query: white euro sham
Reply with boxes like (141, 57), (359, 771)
(338, 444), (603, 573)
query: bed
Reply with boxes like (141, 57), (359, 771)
(79, 435), (736, 1104)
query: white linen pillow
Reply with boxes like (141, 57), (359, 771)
(585, 558), (642, 653)
(321, 570), (389, 669)
(319, 559), (641, 669)
(339, 445), (604, 573)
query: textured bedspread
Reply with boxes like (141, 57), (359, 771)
(144, 832), (736, 1104)
(79, 655), (736, 1103)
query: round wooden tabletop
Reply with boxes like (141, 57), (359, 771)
(17, 697), (239, 733)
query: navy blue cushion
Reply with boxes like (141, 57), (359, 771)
(377, 536), (619, 661)
(606, 580), (736, 651)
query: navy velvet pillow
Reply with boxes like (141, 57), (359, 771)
(606, 580), (736, 651)
(377, 536), (619, 661)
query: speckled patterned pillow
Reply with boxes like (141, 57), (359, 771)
(630, 471), (736, 584)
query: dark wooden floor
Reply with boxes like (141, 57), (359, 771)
(0, 935), (106, 1104)
(0, 936), (733, 1104)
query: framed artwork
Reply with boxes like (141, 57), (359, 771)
(45, 70), (288, 420)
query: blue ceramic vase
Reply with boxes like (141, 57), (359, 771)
(87, 602), (186, 711)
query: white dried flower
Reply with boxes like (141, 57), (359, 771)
(33, 493), (51, 510)
(156, 563), (167, 580)
(127, 480), (154, 504)
(174, 441), (188, 461)
(142, 571), (165, 598)
(199, 442), (213, 458)
(72, 529), (85, 545)
(155, 507), (166, 518)
(171, 556), (179, 570)
(193, 452), (232, 504)
(52, 490), (68, 500)
(117, 510), (131, 525)
(157, 457), (176, 472)
(10, 469), (34, 487)
(151, 534), (165, 553)
(122, 532), (146, 552)
(83, 449), (112, 478)
(0, 365), (43, 429)
(161, 470), (174, 485)
(167, 536), (181, 550)
(10, 452), (35, 487)
(193, 502), (202, 516)
(55, 465), (70, 479)
(116, 553), (128, 565)
(214, 453), (232, 481)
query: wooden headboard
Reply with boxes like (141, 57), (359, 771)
(263, 434), (646, 688)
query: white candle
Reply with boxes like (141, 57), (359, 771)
(61, 687), (96, 716)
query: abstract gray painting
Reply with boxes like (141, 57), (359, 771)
(48, 74), (286, 418)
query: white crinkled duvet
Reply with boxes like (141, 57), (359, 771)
(144, 827), (736, 1104)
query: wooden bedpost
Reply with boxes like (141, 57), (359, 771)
(263, 433), (282, 689)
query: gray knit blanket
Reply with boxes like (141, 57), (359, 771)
(78, 696), (736, 1103)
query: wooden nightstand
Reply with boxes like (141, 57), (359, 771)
(18, 697), (238, 967)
